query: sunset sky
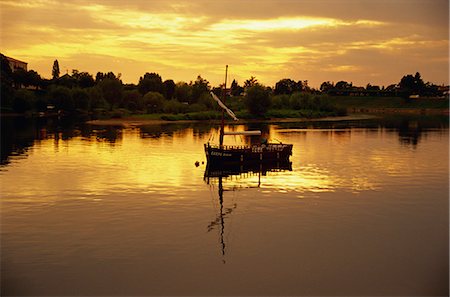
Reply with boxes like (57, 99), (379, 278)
(1, 0), (448, 88)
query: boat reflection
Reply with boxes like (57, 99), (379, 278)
(204, 160), (292, 184)
(204, 160), (292, 263)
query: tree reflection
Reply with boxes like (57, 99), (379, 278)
(1, 117), (125, 165)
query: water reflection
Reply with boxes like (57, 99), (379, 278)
(1, 115), (448, 296)
(3, 114), (447, 167)
(204, 160), (293, 263)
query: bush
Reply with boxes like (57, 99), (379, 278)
(123, 90), (142, 111)
(187, 103), (208, 112)
(87, 87), (109, 110)
(271, 94), (290, 109)
(50, 86), (74, 112)
(245, 85), (271, 116)
(72, 88), (90, 111)
(13, 89), (35, 113)
(163, 99), (188, 114)
(143, 91), (165, 113)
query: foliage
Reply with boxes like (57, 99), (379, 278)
(13, 89), (35, 113)
(244, 76), (258, 89)
(230, 79), (243, 96)
(52, 60), (60, 79)
(174, 82), (192, 102)
(98, 78), (123, 109)
(163, 79), (176, 99)
(72, 88), (90, 110)
(1, 54), (15, 110)
(320, 81), (334, 92)
(122, 90), (142, 111)
(198, 92), (216, 110)
(49, 86), (74, 112)
(72, 70), (95, 88)
(143, 91), (165, 113)
(87, 87), (108, 110)
(138, 72), (163, 95)
(12, 69), (41, 88)
(191, 75), (210, 103)
(245, 84), (271, 116)
(274, 78), (303, 95)
(162, 99), (189, 114)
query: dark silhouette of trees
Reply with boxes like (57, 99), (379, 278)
(244, 76), (258, 89)
(138, 72), (163, 95)
(399, 72), (426, 96)
(12, 89), (35, 113)
(50, 86), (74, 112)
(1, 55), (15, 111)
(163, 79), (175, 99)
(335, 81), (352, 90)
(230, 79), (243, 96)
(71, 70), (95, 88)
(143, 91), (165, 113)
(97, 75), (123, 109)
(245, 84), (271, 116)
(320, 81), (334, 92)
(72, 88), (90, 110)
(2, 55), (447, 117)
(274, 78), (303, 95)
(123, 90), (142, 111)
(191, 75), (210, 103)
(174, 82), (191, 102)
(52, 60), (60, 79)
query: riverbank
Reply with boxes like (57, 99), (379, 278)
(86, 114), (378, 127)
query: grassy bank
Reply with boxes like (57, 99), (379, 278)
(328, 96), (449, 111)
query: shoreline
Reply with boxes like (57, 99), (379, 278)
(85, 114), (379, 127)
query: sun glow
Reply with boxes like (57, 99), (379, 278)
(1, 0), (448, 87)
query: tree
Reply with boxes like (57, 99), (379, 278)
(143, 91), (164, 113)
(335, 81), (351, 90)
(399, 72), (426, 96)
(274, 78), (302, 95)
(244, 76), (258, 89)
(98, 77), (123, 109)
(1, 54), (15, 110)
(138, 72), (163, 95)
(163, 79), (175, 99)
(13, 89), (35, 113)
(366, 83), (380, 91)
(174, 82), (192, 102)
(230, 79), (243, 96)
(191, 75), (210, 103)
(50, 86), (74, 112)
(320, 81), (334, 93)
(245, 84), (270, 116)
(72, 88), (90, 110)
(52, 60), (60, 79)
(123, 90), (142, 111)
(71, 70), (95, 88)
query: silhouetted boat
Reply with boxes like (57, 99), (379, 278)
(204, 65), (293, 164)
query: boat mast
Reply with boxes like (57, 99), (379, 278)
(219, 65), (228, 148)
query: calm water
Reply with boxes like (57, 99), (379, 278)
(1, 116), (449, 296)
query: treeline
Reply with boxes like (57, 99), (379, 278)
(1, 57), (227, 116)
(318, 72), (445, 98)
(1, 55), (343, 117)
(1, 54), (447, 118)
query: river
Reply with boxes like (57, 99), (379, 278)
(1, 115), (448, 296)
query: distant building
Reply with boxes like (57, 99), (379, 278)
(437, 85), (449, 97)
(5, 56), (27, 72)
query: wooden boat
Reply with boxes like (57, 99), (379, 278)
(204, 65), (293, 164)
